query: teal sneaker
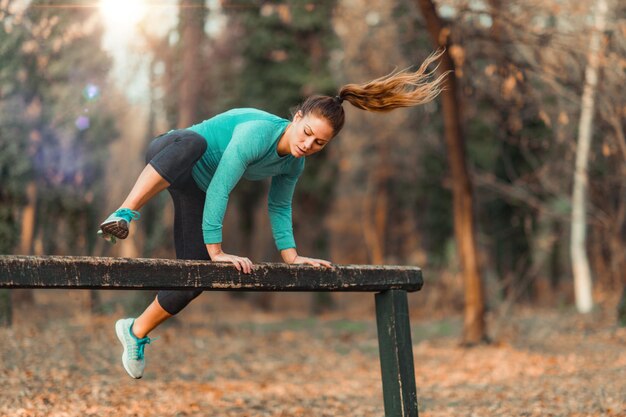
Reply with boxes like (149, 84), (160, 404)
(115, 318), (154, 379)
(99, 208), (140, 241)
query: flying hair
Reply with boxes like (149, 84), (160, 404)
(294, 50), (448, 137)
(338, 49), (448, 112)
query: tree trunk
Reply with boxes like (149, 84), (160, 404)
(363, 153), (390, 265)
(415, 0), (487, 344)
(13, 181), (37, 305)
(177, 0), (206, 128)
(618, 287), (626, 327)
(571, 0), (608, 314)
(19, 181), (36, 254)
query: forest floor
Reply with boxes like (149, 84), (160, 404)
(1, 290), (625, 417)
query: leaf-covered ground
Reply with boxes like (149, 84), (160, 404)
(1, 291), (625, 417)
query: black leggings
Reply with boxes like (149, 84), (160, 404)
(145, 129), (209, 315)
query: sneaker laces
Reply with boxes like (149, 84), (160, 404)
(115, 208), (141, 222)
(129, 335), (155, 361)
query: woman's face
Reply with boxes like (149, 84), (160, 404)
(287, 111), (334, 158)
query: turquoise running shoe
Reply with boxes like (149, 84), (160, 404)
(99, 208), (140, 241)
(115, 318), (154, 379)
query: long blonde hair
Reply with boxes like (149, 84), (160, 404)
(295, 50), (448, 136)
(339, 49), (448, 112)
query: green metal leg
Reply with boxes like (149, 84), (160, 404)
(375, 290), (418, 417)
(0, 289), (12, 327)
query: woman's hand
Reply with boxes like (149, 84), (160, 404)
(211, 252), (254, 273)
(289, 255), (333, 269)
(207, 244), (253, 274)
(280, 248), (332, 268)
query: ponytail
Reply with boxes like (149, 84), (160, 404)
(295, 50), (447, 136)
(338, 49), (448, 112)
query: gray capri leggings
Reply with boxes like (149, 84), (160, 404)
(145, 129), (209, 315)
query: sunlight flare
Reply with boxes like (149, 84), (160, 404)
(99, 0), (147, 31)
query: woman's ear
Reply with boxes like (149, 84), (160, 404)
(294, 110), (303, 121)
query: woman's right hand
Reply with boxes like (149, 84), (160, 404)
(207, 245), (254, 274)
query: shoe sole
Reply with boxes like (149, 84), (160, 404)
(115, 320), (142, 379)
(97, 230), (117, 244)
(101, 220), (129, 240)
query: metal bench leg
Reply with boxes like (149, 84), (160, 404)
(375, 289), (418, 417)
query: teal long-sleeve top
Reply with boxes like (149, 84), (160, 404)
(188, 108), (305, 251)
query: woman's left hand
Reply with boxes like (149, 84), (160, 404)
(290, 256), (333, 268)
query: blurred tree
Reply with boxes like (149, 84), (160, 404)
(115, 2), (209, 313)
(178, 0), (208, 128)
(132, 21), (177, 259)
(589, 1), (625, 305)
(571, 0), (609, 314)
(226, 1), (337, 116)
(0, 0), (32, 324)
(466, 0), (623, 305)
(456, 2), (571, 308)
(21, 0), (117, 254)
(330, 0), (425, 268)
(137, 0), (209, 262)
(619, 287), (626, 327)
(0, 0), (118, 318)
(398, 0), (625, 316)
(415, 0), (488, 345)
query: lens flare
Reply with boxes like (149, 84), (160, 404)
(83, 83), (100, 100)
(75, 116), (90, 130)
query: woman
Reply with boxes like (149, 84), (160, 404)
(103, 51), (447, 379)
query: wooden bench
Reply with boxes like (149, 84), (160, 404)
(0, 255), (423, 416)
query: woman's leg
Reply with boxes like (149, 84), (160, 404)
(131, 296), (172, 338)
(129, 161), (209, 336)
(120, 129), (207, 211)
(115, 131), (208, 378)
(101, 130), (207, 240)
(152, 180), (207, 319)
(118, 164), (170, 212)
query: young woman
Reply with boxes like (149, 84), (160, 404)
(102, 51), (447, 379)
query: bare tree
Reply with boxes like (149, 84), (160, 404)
(571, 0), (609, 313)
(178, 0), (207, 128)
(415, 0), (488, 344)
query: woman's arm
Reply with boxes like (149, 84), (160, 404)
(268, 174), (299, 250)
(269, 165), (332, 268)
(201, 140), (249, 245)
(201, 123), (268, 273)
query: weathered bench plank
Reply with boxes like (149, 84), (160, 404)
(0, 255), (423, 292)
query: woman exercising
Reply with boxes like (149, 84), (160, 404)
(102, 51), (447, 379)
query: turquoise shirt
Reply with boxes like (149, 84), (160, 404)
(188, 108), (305, 251)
